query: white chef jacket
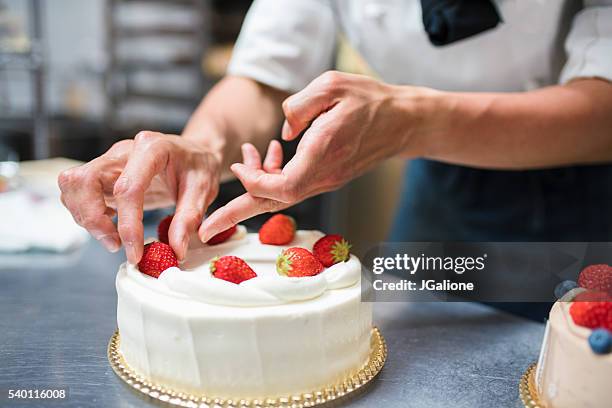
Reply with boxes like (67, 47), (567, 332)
(228, 0), (612, 93)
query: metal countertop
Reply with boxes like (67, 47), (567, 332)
(1, 234), (543, 408)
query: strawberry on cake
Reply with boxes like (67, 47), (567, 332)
(534, 265), (612, 408)
(115, 214), (372, 400)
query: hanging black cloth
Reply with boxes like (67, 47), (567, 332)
(421, 0), (502, 46)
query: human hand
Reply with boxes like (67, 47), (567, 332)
(200, 71), (426, 241)
(58, 131), (220, 263)
(197, 139), (287, 242)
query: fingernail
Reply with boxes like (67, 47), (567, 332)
(230, 164), (243, 177)
(100, 236), (120, 253)
(281, 121), (291, 140)
(124, 241), (137, 263)
(178, 235), (189, 260)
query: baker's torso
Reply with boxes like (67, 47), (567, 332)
(335, 0), (581, 91)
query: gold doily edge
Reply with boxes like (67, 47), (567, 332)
(108, 327), (387, 408)
(519, 362), (546, 408)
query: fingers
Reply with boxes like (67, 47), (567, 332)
(263, 140), (283, 173)
(58, 166), (120, 252)
(241, 143), (262, 169)
(281, 71), (342, 141)
(240, 140), (282, 173)
(231, 140), (286, 199)
(232, 137), (314, 203)
(171, 171), (215, 261)
(114, 132), (168, 263)
(204, 140), (284, 240)
(199, 193), (284, 242)
(230, 163), (291, 202)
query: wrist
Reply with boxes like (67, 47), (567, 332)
(183, 127), (226, 168)
(390, 85), (452, 159)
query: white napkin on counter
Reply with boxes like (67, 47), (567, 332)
(0, 190), (89, 253)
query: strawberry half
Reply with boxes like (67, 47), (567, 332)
(313, 234), (351, 267)
(157, 214), (173, 244)
(259, 214), (296, 245)
(570, 291), (612, 331)
(210, 255), (257, 284)
(277, 247), (324, 277)
(207, 225), (237, 245)
(578, 264), (612, 293)
(138, 242), (179, 278)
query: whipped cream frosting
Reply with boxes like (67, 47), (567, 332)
(122, 227), (361, 307)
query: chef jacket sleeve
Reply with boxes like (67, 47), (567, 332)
(560, 1), (612, 83)
(227, 0), (337, 93)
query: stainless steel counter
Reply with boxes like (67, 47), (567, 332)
(0, 235), (544, 407)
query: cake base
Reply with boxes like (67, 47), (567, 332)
(108, 327), (386, 408)
(519, 363), (544, 408)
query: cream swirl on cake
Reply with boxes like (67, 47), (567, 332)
(119, 227), (361, 307)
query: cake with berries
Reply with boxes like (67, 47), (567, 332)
(535, 265), (612, 408)
(115, 214), (372, 400)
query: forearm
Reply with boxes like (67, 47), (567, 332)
(410, 78), (612, 169)
(182, 76), (288, 179)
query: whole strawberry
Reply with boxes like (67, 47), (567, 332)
(570, 291), (612, 331)
(138, 242), (179, 278)
(157, 214), (173, 244)
(578, 264), (612, 293)
(207, 225), (237, 245)
(277, 247), (324, 277)
(210, 255), (257, 284)
(259, 214), (296, 245)
(313, 234), (352, 267)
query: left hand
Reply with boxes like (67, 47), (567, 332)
(199, 71), (428, 241)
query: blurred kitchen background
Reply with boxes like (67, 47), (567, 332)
(0, 0), (405, 255)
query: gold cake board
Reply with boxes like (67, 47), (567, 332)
(519, 362), (545, 408)
(108, 327), (387, 408)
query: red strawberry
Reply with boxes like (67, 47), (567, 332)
(157, 214), (173, 244)
(578, 264), (612, 293)
(570, 291), (612, 331)
(259, 214), (296, 245)
(138, 242), (179, 278)
(277, 247), (324, 277)
(313, 234), (352, 267)
(210, 255), (257, 284)
(573, 291), (612, 302)
(207, 225), (237, 245)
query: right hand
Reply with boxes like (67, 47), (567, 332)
(58, 131), (221, 263)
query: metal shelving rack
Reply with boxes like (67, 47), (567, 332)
(104, 0), (211, 130)
(0, 0), (49, 159)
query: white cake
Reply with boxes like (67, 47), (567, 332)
(536, 300), (612, 408)
(115, 227), (372, 400)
